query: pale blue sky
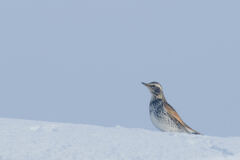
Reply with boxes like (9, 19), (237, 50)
(0, 0), (240, 137)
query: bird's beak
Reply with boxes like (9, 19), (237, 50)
(141, 82), (149, 87)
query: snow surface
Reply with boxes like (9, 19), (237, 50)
(0, 118), (239, 160)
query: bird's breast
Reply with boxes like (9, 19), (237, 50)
(149, 102), (185, 132)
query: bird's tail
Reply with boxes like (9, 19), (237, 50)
(185, 125), (201, 135)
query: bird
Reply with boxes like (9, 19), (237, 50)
(142, 81), (200, 134)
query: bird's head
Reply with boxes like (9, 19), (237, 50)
(142, 81), (165, 99)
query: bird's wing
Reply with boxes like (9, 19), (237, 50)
(164, 102), (185, 126)
(164, 102), (200, 134)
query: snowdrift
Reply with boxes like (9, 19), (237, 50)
(0, 118), (239, 160)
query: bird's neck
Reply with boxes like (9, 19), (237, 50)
(151, 93), (166, 101)
(150, 96), (164, 107)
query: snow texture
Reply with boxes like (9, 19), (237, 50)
(0, 118), (239, 160)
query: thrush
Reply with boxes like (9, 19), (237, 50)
(142, 82), (200, 134)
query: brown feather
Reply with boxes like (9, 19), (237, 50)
(164, 102), (185, 126)
(164, 102), (200, 134)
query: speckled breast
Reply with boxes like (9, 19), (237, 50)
(149, 99), (185, 132)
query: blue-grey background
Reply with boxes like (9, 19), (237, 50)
(0, 0), (239, 137)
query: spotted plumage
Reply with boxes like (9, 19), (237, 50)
(142, 82), (200, 134)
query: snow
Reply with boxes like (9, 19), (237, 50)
(0, 118), (239, 160)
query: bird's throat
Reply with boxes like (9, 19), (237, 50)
(152, 93), (165, 100)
